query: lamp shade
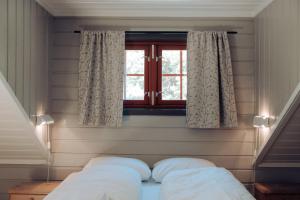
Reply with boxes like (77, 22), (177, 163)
(36, 115), (54, 126)
(253, 116), (270, 128)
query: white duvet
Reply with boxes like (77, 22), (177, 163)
(161, 167), (255, 200)
(45, 165), (142, 200)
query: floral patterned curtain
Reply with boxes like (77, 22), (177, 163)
(78, 31), (125, 127)
(187, 31), (238, 128)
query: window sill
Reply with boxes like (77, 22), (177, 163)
(123, 108), (186, 116)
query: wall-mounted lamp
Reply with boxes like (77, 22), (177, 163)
(34, 114), (54, 182)
(35, 115), (54, 126)
(253, 115), (270, 128)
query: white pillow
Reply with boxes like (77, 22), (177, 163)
(152, 158), (216, 182)
(83, 156), (151, 181)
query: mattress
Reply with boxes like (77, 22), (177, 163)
(142, 181), (161, 200)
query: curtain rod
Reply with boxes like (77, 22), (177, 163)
(73, 30), (238, 34)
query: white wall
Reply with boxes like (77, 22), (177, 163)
(0, 12), (257, 199)
(0, 0), (52, 199)
(255, 0), (300, 182)
(49, 17), (256, 186)
(255, 0), (300, 151)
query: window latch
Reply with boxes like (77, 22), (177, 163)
(151, 91), (155, 105)
(152, 45), (155, 60)
(144, 91), (150, 97)
(156, 56), (162, 62)
(144, 56), (150, 62)
(156, 91), (162, 97)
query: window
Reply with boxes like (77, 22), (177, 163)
(124, 42), (187, 109)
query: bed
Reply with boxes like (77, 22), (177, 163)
(45, 156), (255, 200)
(142, 181), (160, 200)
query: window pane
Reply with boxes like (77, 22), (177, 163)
(162, 50), (180, 74)
(162, 76), (180, 100)
(182, 76), (187, 100)
(126, 50), (145, 74)
(161, 49), (187, 101)
(182, 50), (187, 74)
(125, 76), (144, 100)
(124, 49), (145, 101)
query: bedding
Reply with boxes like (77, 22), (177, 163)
(160, 167), (255, 200)
(45, 165), (142, 200)
(83, 156), (151, 180)
(152, 158), (216, 182)
(142, 181), (160, 200)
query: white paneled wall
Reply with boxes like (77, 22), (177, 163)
(255, 0), (300, 182)
(0, 0), (50, 116)
(49, 18), (256, 185)
(0, 0), (52, 199)
(255, 0), (300, 154)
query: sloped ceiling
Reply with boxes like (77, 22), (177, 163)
(0, 74), (48, 165)
(36, 0), (274, 18)
(255, 83), (300, 168)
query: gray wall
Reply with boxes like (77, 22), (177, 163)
(0, 0), (52, 199)
(0, 6), (257, 198)
(255, 0), (300, 147)
(49, 17), (256, 186)
(255, 0), (300, 182)
(0, 0), (51, 117)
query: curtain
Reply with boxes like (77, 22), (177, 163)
(187, 31), (238, 128)
(78, 31), (125, 127)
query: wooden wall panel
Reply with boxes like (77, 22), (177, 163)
(0, 0), (50, 117)
(0, 0), (8, 78)
(7, 0), (17, 91)
(15, 0), (24, 103)
(53, 18), (254, 34)
(29, 0), (37, 117)
(255, 0), (300, 182)
(23, 0), (32, 114)
(255, 0), (300, 157)
(52, 153), (254, 169)
(0, 0), (52, 199)
(256, 0), (300, 123)
(52, 114), (254, 129)
(49, 18), (256, 185)
(50, 100), (254, 115)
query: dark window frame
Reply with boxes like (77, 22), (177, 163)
(157, 44), (186, 108)
(124, 41), (187, 109)
(123, 44), (150, 107)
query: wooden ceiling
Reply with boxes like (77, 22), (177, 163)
(36, 0), (274, 18)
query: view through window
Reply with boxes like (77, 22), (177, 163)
(124, 42), (186, 108)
